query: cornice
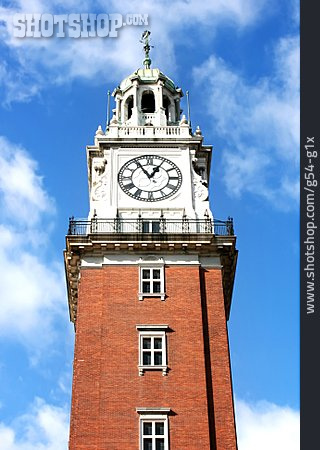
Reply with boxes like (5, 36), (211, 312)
(64, 234), (237, 325)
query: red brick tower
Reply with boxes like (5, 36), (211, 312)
(64, 37), (238, 450)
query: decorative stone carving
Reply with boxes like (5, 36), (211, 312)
(92, 158), (108, 200)
(94, 158), (107, 176)
(192, 157), (208, 202)
(64, 251), (81, 324)
(193, 176), (208, 201)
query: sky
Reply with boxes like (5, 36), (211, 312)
(0, 1), (299, 449)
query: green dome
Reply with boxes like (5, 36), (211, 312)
(118, 68), (178, 94)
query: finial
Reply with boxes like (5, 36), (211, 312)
(110, 114), (118, 125)
(140, 30), (153, 69)
(179, 114), (188, 126)
(95, 125), (104, 136)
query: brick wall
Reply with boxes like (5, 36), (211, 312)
(69, 264), (237, 450)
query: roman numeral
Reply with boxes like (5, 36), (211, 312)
(124, 182), (135, 190)
(169, 176), (179, 180)
(134, 189), (142, 197)
(167, 184), (176, 190)
(146, 157), (153, 165)
(148, 192), (154, 200)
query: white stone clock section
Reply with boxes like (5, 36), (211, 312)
(87, 143), (212, 222)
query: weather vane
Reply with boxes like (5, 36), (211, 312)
(140, 30), (153, 69)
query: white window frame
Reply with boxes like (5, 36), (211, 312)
(136, 408), (170, 450)
(136, 325), (169, 376)
(138, 263), (165, 301)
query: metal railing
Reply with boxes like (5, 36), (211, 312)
(67, 217), (234, 236)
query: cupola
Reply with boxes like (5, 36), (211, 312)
(111, 31), (183, 127)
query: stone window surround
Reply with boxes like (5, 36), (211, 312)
(138, 258), (165, 301)
(136, 407), (171, 450)
(136, 325), (169, 376)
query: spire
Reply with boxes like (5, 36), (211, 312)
(140, 30), (153, 69)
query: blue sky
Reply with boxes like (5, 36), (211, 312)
(0, 1), (299, 448)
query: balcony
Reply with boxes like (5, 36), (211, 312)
(67, 217), (234, 237)
(64, 216), (237, 324)
(106, 125), (191, 139)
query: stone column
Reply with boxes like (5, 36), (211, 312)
(175, 98), (180, 122)
(115, 97), (120, 121)
(131, 81), (139, 125)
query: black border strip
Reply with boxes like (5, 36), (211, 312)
(301, 1), (320, 448)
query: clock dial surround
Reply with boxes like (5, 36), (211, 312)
(118, 155), (182, 202)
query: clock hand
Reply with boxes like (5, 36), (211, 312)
(149, 161), (164, 179)
(150, 166), (160, 178)
(136, 161), (150, 178)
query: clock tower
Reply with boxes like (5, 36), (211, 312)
(64, 32), (238, 450)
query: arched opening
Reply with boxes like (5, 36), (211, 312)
(163, 95), (170, 121)
(141, 90), (155, 113)
(125, 95), (134, 121)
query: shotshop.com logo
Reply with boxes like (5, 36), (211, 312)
(12, 13), (149, 38)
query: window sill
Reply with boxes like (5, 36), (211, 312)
(138, 292), (166, 301)
(138, 365), (168, 376)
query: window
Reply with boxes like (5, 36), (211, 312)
(142, 420), (166, 450)
(125, 95), (134, 121)
(142, 220), (160, 233)
(142, 268), (161, 294)
(136, 408), (170, 450)
(139, 265), (165, 301)
(136, 325), (169, 376)
(141, 90), (155, 113)
(163, 95), (170, 121)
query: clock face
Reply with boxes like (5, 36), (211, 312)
(118, 155), (182, 202)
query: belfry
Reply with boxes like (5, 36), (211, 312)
(64, 31), (238, 449)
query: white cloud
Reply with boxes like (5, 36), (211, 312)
(0, 137), (55, 225)
(193, 35), (299, 209)
(0, 398), (69, 450)
(291, 0), (300, 26)
(57, 369), (73, 396)
(0, 0), (267, 104)
(235, 398), (300, 450)
(0, 61), (41, 106)
(106, 0), (267, 28)
(0, 136), (65, 355)
(0, 240), (65, 340)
